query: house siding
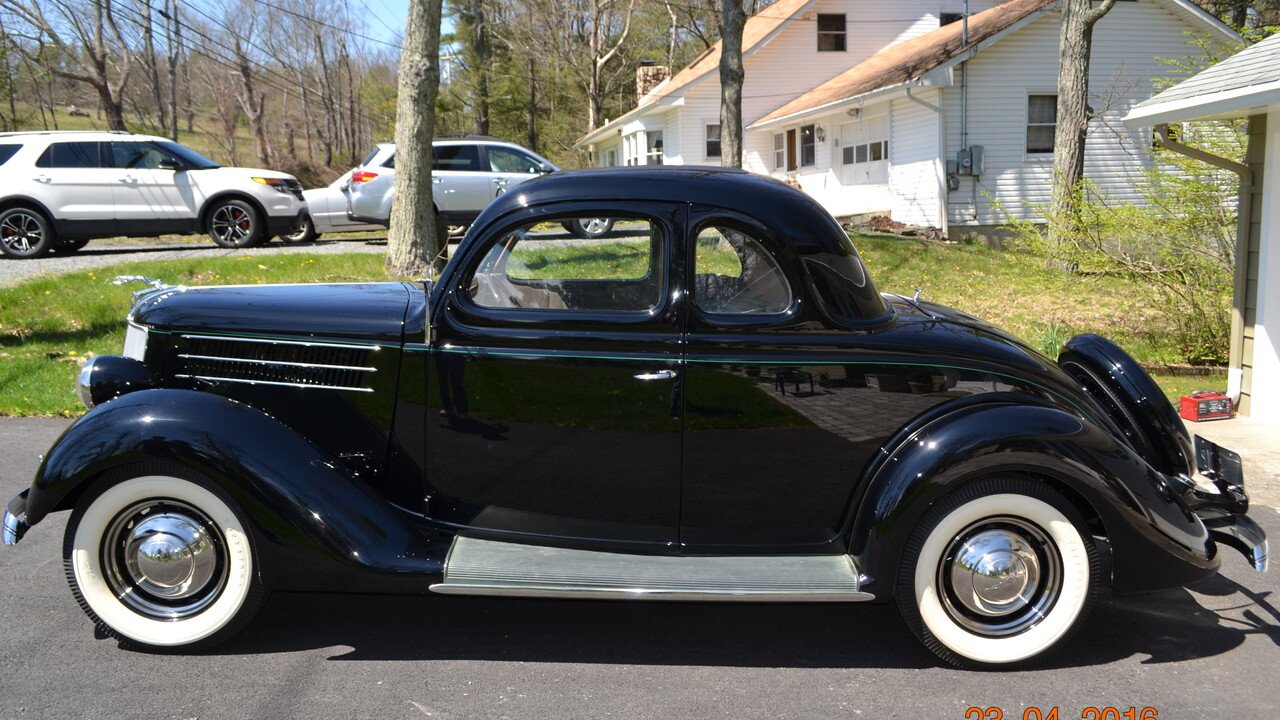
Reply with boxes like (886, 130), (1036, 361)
(940, 2), (1219, 227)
(888, 92), (944, 226)
(1237, 113), (1266, 414)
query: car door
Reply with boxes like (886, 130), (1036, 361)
(679, 207), (885, 553)
(484, 145), (546, 198)
(431, 144), (491, 221)
(425, 202), (685, 548)
(108, 141), (190, 234)
(32, 141), (117, 234)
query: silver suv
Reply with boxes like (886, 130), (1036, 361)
(347, 137), (614, 238)
(0, 130), (308, 258)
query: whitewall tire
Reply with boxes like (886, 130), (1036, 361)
(63, 465), (267, 651)
(897, 478), (1099, 668)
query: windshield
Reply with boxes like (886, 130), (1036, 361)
(155, 141), (220, 170)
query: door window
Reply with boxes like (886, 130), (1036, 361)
(0, 144), (21, 166)
(35, 142), (105, 168)
(693, 225), (792, 316)
(466, 216), (664, 312)
(433, 145), (482, 171)
(488, 146), (543, 174)
(110, 142), (173, 169)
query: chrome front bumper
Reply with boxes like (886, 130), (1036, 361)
(1182, 435), (1268, 573)
(1203, 510), (1269, 572)
(3, 489), (28, 546)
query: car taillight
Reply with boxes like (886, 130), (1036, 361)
(351, 170), (378, 184)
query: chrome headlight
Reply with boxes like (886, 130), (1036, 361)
(123, 322), (149, 361)
(76, 355), (156, 409)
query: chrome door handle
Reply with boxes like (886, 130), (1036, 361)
(33, 175), (50, 183)
(119, 175), (136, 183)
(492, 178), (508, 186)
(432, 177), (443, 184)
(634, 369), (677, 381)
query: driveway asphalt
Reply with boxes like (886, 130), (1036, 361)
(0, 417), (1277, 719)
(0, 236), (388, 286)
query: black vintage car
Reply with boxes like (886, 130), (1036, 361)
(2, 168), (1267, 667)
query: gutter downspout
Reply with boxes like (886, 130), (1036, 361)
(906, 86), (949, 237)
(1154, 123), (1255, 404)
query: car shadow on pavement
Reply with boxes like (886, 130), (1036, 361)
(206, 573), (1278, 670)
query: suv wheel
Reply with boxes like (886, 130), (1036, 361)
(0, 207), (55, 259)
(208, 199), (265, 248)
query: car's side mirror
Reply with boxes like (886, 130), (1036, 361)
(158, 158), (184, 171)
(538, 161), (553, 174)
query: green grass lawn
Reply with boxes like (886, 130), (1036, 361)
(0, 234), (1226, 416)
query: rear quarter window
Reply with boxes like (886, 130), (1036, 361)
(35, 142), (105, 168)
(0, 144), (22, 167)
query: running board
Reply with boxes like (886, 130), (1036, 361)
(429, 536), (874, 602)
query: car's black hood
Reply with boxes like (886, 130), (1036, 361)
(131, 282), (414, 343)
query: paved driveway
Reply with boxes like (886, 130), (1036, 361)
(0, 418), (1277, 719)
(0, 236), (387, 286)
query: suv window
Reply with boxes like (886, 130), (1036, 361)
(467, 216), (664, 312)
(433, 145), (482, 171)
(360, 147), (382, 167)
(35, 142), (105, 168)
(0, 144), (21, 167)
(488, 146), (543, 174)
(693, 225), (792, 315)
(110, 141), (173, 169)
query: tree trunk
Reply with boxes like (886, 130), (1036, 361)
(233, 38), (272, 166)
(386, 0), (444, 277)
(166, 0), (180, 140)
(718, 0), (746, 168)
(140, 0), (167, 132)
(471, 0), (489, 135)
(1049, 0), (1116, 243)
(527, 56), (537, 151)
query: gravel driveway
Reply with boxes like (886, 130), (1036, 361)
(0, 236), (389, 286)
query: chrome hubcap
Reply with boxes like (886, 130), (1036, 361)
(939, 517), (1061, 636)
(286, 218), (310, 240)
(1, 212), (43, 254)
(103, 500), (227, 619)
(581, 218), (609, 234)
(211, 205), (252, 244)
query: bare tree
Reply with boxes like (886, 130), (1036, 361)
(231, 33), (272, 165)
(386, 0), (445, 276)
(586, 0), (635, 131)
(717, 0), (745, 168)
(1049, 0), (1117, 241)
(2, 0), (134, 130)
(136, 0), (167, 131)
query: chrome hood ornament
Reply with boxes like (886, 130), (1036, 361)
(111, 275), (170, 291)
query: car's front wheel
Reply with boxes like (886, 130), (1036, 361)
(562, 217), (614, 239)
(0, 207), (55, 258)
(897, 477), (1099, 668)
(207, 199), (265, 248)
(64, 464), (267, 651)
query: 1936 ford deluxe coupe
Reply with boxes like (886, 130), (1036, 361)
(2, 168), (1268, 667)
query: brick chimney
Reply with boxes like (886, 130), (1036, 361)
(636, 61), (670, 101)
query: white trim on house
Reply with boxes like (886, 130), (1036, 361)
(1125, 79), (1280, 126)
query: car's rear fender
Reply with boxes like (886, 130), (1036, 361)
(848, 400), (1219, 599)
(24, 389), (449, 593)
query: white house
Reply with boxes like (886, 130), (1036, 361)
(576, 0), (1239, 237)
(1125, 32), (1280, 424)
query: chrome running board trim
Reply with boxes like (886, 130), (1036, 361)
(429, 536), (874, 602)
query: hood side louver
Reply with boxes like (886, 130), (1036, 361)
(174, 335), (378, 392)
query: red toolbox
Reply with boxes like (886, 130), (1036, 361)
(1179, 391), (1233, 422)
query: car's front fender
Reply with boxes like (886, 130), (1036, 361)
(849, 401), (1219, 598)
(24, 389), (449, 593)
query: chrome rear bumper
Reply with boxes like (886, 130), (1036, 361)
(1203, 509), (1269, 572)
(2, 489), (28, 546)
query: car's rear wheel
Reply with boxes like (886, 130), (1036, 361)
(896, 477), (1098, 668)
(64, 464), (267, 651)
(282, 215), (318, 244)
(562, 217), (614, 239)
(0, 207), (55, 258)
(207, 199), (265, 248)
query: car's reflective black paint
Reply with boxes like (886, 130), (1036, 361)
(8, 167), (1261, 604)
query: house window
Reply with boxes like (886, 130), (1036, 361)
(604, 149), (618, 167)
(773, 133), (786, 170)
(623, 132), (642, 165)
(940, 12), (963, 26)
(1026, 94), (1057, 154)
(646, 130), (664, 165)
(705, 123), (721, 159)
(799, 124), (816, 167)
(817, 14), (846, 51)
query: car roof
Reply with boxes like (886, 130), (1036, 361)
(0, 130), (168, 143)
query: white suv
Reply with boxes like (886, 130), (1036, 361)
(0, 131), (308, 258)
(345, 137), (611, 238)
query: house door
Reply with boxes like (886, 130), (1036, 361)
(786, 129), (798, 172)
